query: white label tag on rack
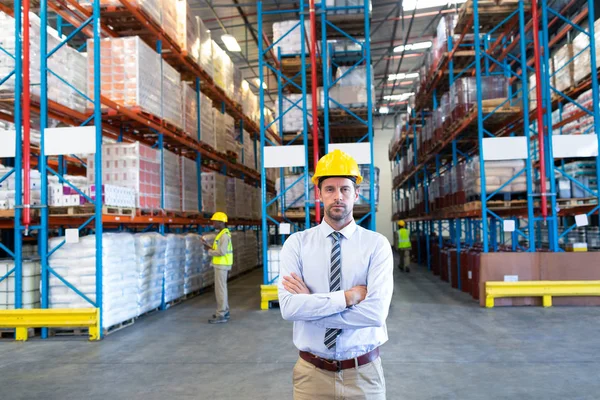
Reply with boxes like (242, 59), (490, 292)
(279, 223), (291, 235)
(552, 134), (598, 158)
(329, 143), (372, 164)
(504, 275), (519, 282)
(65, 229), (80, 244)
(0, 130), (16, 158)
(482, 137), (528, 160)
(503, 220), (515, 232)
(44, 126), (96, 156)
(575, 214), (589, 227)
(264, 145), (306, 168)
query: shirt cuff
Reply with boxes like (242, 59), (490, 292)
(331, 290), (347, 312)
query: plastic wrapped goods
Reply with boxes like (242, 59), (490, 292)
(182, 83), (198, 138)
(162, 61), (183, 129)
(465, 157), (527, 196)
(164, 234), (185, 302)
(163, 149), (182, 211)
(87, 142), (161, 209)
(88, 36), (161, 117)
(202, 172), (227, 214)
(176, 0), (199, 59)
(268, 246), (283, 284)
(184, 234), (204, 294)
(48, 233), (138, 329)
(272, 20), (311, 56)
(134, 233), (166, 315)
(553, 44), (574, 93)
(0, 12), (87, 113)
(278, 94), (311, 133)
(181, 156), (199, 212)
(0, 260), (41, 309)
(451, 76), (510, 121)
(197, 17), (213, 77)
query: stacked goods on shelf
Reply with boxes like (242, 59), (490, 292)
(161, 0), (178, 45)
(272, 20), (310, 56)
(88, 36), (162, 117)
(557, 89), (594, 135)
(87, 184), (137, 208)
(431, 14), (458, 71)
(276, 174), (315, 209)
(176, 0), (200, 60)
(162, 60), (184, 129)
(357, 165), (379, 206)
(0, 168), (42, 210)
(465, 157), (527, 197)
(96, 0), (161, 27)
(180, 156), (199, 212)
(321, 65), (374, 109)
(213, 110), (236, 153)
(182, 83), (198, 137)
(263, 108), (278, 136)
(48, 233), (138, 329)
(134, 233), (166, 315)
(553, 44), (574, 93)
(200, 92), (216, 148)
(232, 66), (243, 105)
(197, 17), (213, 78)
(557, 161), (598, 199)
(201, 171), (227, 215)
(0, 12), (87, 113)
(226, 178), (237, 218)
(164, 234), (185, 302)
(88, 142), (161, 209)
(184, 234), (204, 294)
(0, 260), (41, 309)
(241, 82), (260, 123)
(163, 149), (182, 211)
(450, 76), (511, 121)
(212, 41), (233, 97)
(278, 94), (312, 133)
(242, 130), (256, 170)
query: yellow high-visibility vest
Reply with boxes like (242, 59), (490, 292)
(398, 228), (411, 249)
(212, 228), (233, 266)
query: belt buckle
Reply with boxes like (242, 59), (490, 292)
(322, 358), (342, 372)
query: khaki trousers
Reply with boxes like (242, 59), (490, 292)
(293, 356), (386, 400)
(214, 268), (229, 317)
(399, 249), (411, 271)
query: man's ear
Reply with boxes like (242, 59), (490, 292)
(354, 185), (360, 201)
(316, 185), (322, 202)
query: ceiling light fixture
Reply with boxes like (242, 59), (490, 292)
(393, 41), (433, 53)
(378, 106), (390, 114)
(388, 72), (420, 81)
(402, 0), (468, 11)
(221, 34), (241, 52)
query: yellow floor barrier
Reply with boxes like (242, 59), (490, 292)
(260, 284), (278, 310)
(0, 308), (101, 341)
(485, 281), (600, 308)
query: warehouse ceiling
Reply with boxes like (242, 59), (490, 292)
(191, 0), (467, 120)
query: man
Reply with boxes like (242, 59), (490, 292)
(278, 150), (394, 400)
(202, 212), (233, 324)
(397, 220), (412, 273)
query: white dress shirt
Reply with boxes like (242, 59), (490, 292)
(278, 219), (394, 360)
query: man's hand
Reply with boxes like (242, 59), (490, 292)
(344, 286), (368, 307)
(282, 272), (310, 294)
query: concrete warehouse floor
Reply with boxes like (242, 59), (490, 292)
(2, 263), (600, 400)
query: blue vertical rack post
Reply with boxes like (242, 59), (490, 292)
(258, 1), (310, 290)
(0, 4), (23, 314)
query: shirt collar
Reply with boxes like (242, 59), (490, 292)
(319, 219), (357, 240)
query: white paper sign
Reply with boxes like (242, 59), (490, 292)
(552, 134), (598, 158)
(503, 220), (515, 232)
(264, 146), (306, 168)
(65, 229), (80, 244)
(468, 271), (472, 280)
(504, 275), (519, 282)
(329, 143), (372, 164)
(0, 130), (16, 158)
(279, 223), (291, 235)
(482, 137), (528, 161)
(575, 214), (589, 227)
(44, 126), (97, 156)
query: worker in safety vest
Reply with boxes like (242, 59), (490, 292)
(397, 220), (412, 273)
(202, 212), (234, 324)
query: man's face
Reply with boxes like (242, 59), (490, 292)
(318, 177), (359, 222)
(213, 221), (221, 230)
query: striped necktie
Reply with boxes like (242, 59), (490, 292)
(324, 231), (342, 350)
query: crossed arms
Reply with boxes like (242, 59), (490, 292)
(277, 235), (394, 330)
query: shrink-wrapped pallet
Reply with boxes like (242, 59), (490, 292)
(181, 156), (199, 212)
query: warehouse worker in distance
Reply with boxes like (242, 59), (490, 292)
(397, 220), (412, 273)
(202, 212), (233, 324)
(278, 149), (393, 399)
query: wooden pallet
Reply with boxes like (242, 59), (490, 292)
(49, 205), (95, 217)
(0, 209), (14, 218)
(102, 205), (136, 216)
(104, 317), (135, 335)
(557, 197), (598, 207)
(456, 0), (530, 32)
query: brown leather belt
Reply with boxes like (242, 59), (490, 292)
(299, 347), (379, 372)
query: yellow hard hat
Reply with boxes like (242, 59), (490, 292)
(311, 149), (363, 185)
(398, 220), (405, 227)
(211, 212), (228, 223)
